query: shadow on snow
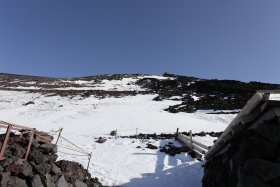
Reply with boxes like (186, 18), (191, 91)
(121, 139), (204, 187)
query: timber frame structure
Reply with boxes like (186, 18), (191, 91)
(0, 120), (53, 161)
(205, 90), (280, 160)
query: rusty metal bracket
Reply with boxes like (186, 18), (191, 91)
(24, 129), (35, 161)
(0, 125), (12, 160)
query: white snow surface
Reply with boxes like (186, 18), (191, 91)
(6, 75), (175, 91)
(270, 93), (280, 101)
(0, 90), (236, 187)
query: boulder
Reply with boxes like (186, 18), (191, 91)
(0, 165), (4, 172)
(56, 160), (88, 182)
(7, 176), (28, 187)
(75, 180), (88, 187)
(30, 149), (49, 164)
(57, 176), (68, 187)
(0, 172), (28, 187)
(0, 157), (13, 167)
(35, 163), (52, 175)
(146, 143), (158, 150)
(0, 172), (11, 187)
(45, 174), (56, 187)
(51, 163), (61, 175)
(4, 164), (22, 175)
(8, 143), (26, 158)
(40, 143), (58, 153)
(31, 174), (44, 187)
(23, 101), (35, 106)
(96, 137), (106, 144)
(21, 162), (33, 177)
(110, 130), (116, 136)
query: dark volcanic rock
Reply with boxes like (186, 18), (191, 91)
(55, 160), (89, 182)
(23, 101), (35, 106)
(203, 118), (280, 187)
(135, 74), (280, 113)
(0, 133), (103, 187)
(146, 143), (158, 150)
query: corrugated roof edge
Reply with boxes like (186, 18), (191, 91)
(205, 90), (280, 160)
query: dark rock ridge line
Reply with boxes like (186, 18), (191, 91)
(0, 72), (279, 113)
(118, 131), (222, 139)
(137, 73), (280, 113)
(0, 132), (102, 187)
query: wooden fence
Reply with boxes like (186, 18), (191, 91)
(176, 130), (210, 156)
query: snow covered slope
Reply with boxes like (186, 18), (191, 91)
(0, 92), (233, 186)
(0, 73), (276, 186)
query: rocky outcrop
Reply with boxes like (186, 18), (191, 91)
(0, 133), (102, 187)
(202, 118), (280, 187)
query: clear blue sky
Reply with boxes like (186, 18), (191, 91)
(0, 0), (279, 83)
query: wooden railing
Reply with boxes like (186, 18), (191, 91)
(176, 131), (210, 156)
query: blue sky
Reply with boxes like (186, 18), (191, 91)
(0, 0), (279, 83)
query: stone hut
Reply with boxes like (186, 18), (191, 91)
(203, 90), (280, 187)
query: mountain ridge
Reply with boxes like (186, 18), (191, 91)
(0, 72), (279, 113)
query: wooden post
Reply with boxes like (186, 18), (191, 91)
(20, 131), (24, 139)
(115, 129), (117, 139)
(189, 130), (193, 150)
(0, 125), (12, 160)
(86, 152), (92, 178)
(175, 128), (179, 140)
(55, 128), (63, 145)
(24, 130), (34, 161)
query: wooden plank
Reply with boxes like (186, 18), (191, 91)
(178, 134), (208, 154)
(0, 120), (34, 131)
(192, 144), (206, 154)
(205, 92), (265, 160)
(192, 139), (210, 150)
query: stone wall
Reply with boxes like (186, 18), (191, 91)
(203, 117), (280, 187)
(0, 133), (102, 187)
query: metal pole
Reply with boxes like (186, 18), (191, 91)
(86, 152), (92, 178)
(189, 130), (193, 150)
(0, 125), (12, 160)
(115, 129), (117, 139)
(175, 128), (179, 140)
(55, 128), (63, 145)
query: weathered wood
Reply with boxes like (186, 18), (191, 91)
(205, 92), (265, 160)
(192, 144), (206, 154)
(205, 91), (280, 160)
(177, 133), (209, 155)
(192, 139), (210, 150)
(0, 120), (34, 131)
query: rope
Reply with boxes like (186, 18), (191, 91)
(60, 136), (90, 155)
(57, 144), (88, 154)
(58, 151), (89, 157)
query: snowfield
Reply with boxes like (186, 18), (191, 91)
(0, 90), (236, 186)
